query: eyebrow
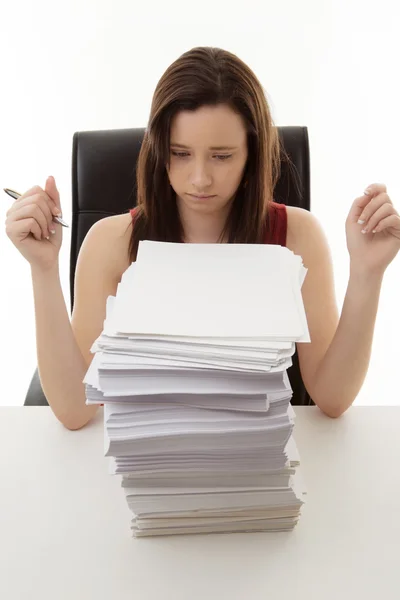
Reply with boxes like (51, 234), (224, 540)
(170, 143), (239, 151)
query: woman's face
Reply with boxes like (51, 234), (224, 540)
(166, 104), (248, 216)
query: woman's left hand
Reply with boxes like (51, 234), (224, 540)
(346, 183), (400, 277)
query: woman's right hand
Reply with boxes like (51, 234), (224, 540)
(5, 176), (63, 272)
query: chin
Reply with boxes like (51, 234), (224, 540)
(190, 200), (223, 214)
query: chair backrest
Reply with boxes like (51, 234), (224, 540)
(70, 126), (312, 406)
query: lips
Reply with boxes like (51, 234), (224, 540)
(189, 194), (215, 199)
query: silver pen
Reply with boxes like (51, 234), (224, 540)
(3, 187), (69, 227)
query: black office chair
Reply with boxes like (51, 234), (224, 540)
(24, 125), (313, 407)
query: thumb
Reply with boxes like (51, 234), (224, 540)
(45, 176), (61, 210)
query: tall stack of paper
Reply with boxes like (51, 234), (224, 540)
(84, 241), (309, 537)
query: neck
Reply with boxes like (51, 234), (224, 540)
(177, 198), (231, 244)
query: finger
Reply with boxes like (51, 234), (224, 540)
(26, 218), (43, 241)
(12, 185), (43, 204)
(9, 185), (59, 217)
(349, 192), (376, 222)
(7, 217), (43, 242)
(6, 191), (57, 216)
(10, 203), (51, 239)
(363, 183), (387, 197)
(358, 192), (393, 225)
(8, 196), (55, 237)
(372, 214), (400, 234)
(360, 202), (395, 233)
(44, 176), (61, 212)
(7, 193), (57, 232)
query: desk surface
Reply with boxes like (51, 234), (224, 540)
(0, 406), (399, 600)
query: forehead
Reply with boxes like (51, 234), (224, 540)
(170, 104), (247, 148)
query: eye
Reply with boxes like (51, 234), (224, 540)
(171, 151), (232, 161)
(171, 151), (189, 158)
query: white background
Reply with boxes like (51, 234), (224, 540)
(1, 0), (399, 407)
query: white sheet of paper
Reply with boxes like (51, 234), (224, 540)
(109, 242), (310, 340)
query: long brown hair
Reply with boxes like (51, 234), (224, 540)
(127, 46), (287, 263)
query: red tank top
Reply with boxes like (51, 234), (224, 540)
(264, 201), (287, 246)
(129, 201), (287, 246)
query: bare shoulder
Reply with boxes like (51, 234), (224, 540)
(285, 204), (337, 302)
(70, 212), (133, 369)
(88, 211), (133, 244)
(82, 212), (133, 277)
(284, 205), (340, 405)
(285, 205), (326, 259)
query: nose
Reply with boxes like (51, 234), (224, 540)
(190, 160), (213, 190)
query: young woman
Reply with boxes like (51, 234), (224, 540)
(5, 47), (400, 430)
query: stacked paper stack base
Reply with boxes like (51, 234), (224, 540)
(84, 240), (310, 537)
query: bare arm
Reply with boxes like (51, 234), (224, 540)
(287, 206), (381, 418)
(311, 270), (383, 417)
(31, 214), (132, 430)
(31, 264), (99, 429)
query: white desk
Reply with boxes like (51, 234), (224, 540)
(0, 406), (399, 599)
